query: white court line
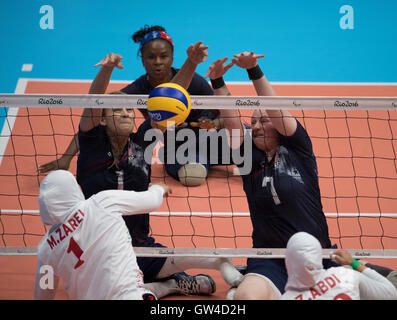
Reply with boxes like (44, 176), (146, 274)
(0, 78), (28, 167)
(1, 209), (397, 217)
(14, 78), (397, 86)
(21, 64), (33, 72)
(15, 77), (131, 84)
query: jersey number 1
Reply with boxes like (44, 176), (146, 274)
(67, 237), (85, 269)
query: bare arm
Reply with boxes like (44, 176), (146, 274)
(38, 54), (123, 173)
(205, 57), (245, 147)
(38, 133), (79, 173)
(251, 76), (297, 136)
(232, 52), (297, 137)
(80, 53), (124, 133)
(171, 41), (208, 89)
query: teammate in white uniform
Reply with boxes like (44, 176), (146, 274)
(33, 170), (169, 300)
(281, 232), (397, 300)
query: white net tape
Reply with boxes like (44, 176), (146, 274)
(1, 94), (397, 110)
(1, 246), (397, 259)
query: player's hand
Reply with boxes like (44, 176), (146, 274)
(187, 41), (209, 65)
(94, 53), (124, 69)
(205, 57), (234, 80)
(189, 117), (222, 130)
(38, 156), (72, 173)
(330, 249), (353, 266)
(151, 182), (172, 197)
(232, 51), (264, 69)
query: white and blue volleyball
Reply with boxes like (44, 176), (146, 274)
(147, 83), (191, 127)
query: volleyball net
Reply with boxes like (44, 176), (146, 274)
(1, 93), (397, 260)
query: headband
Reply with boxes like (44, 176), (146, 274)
(139, 31), (174, 50)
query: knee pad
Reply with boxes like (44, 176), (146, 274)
(177, 163), (207, 187)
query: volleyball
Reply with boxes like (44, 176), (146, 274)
(147, 83), (191, 127)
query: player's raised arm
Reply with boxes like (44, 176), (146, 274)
(205, 57), (245, 148)
(80, 53), (124, 133)
(171, 41), (208, 90)
(232, 51), (297, 137)
(38, 54), (124, 173)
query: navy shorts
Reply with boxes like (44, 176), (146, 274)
(135, 237), (167, 283)
(245, 258), (288, 294)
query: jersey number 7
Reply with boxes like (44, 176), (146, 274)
(67, 237), (85, 269)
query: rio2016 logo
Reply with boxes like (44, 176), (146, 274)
(149, 112), (162, 121)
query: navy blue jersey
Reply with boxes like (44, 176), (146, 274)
(121, 67), (215, 122)
(238, 121), (332, 249)
(77, 118), (154, 245)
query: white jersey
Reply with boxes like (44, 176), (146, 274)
(281, 266), (397, 300)
(36, 170), (164, 300)
(281, 232), (397, 301)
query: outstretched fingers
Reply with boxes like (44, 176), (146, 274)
(232, 51), (264, 69)
(187, 41), (209, 64)
(205, 57), (234, 79)
(94, 53), (124, 69)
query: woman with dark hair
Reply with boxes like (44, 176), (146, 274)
(120, 25), (222, 187)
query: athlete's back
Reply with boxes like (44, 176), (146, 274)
(281, 232), (397, 300)
(34, 170), (165, 300)
(281, 266), (360, 300)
